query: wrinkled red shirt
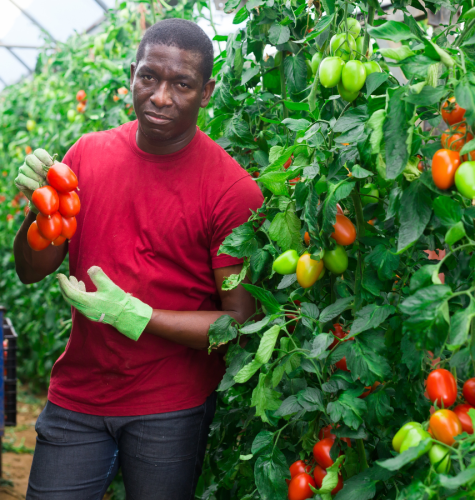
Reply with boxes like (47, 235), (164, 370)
(48, 121), (263, 416)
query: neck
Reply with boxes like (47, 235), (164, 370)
(135, 123), (197, 155)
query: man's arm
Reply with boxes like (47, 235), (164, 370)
(143, 265), (255, 350)
(13, 210), (68, 284)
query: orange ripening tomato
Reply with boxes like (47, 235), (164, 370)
(429, 409), (462, 446)
(58, 191), (80, 217)
(296, 253), (324, 288)
(27, 221), (51, 251)
(426, 368), (457, 408)
(331, 214), (356, 246)
(61, 216), (77, 240)
(76, 90), (87, 102)
(46, 163), (78, 192)
(113, 95), (120, 102)
(25, 146), (32, 155)
(304, 231), (311, 246)
(431, 149), (461, 190)
(77, 102), (86, 113)
(335, 357), (349, 372)
(463, 378), (475, 406)
(453, 404), (474, 434)
(441, 125), (473, 153)
(36, 212), (62, 241)
(313, 465), (344, 495)
(118, 87), (128, 95)
(32, 186), (59, 216)
(441, 97), (466, 126)
(313, 437), (335, 469)
(288, 473), (316, 500)
(52, 235), (67, 246)
(359, 386), (372, 399)
(318, 424), (351, 446)
(289, 460), (311, 479)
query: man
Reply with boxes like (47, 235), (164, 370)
(14, 18), (263, 499)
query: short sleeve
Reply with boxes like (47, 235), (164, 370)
(61, 136), (85, 176)
(210, 175), (264, 269)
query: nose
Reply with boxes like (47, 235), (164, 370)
(150, 81), (173, 109)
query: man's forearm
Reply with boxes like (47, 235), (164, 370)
(14, 211), (68, 284)
(144, 309), (247, 350)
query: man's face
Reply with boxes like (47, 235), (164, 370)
(130, 44), (215, 143)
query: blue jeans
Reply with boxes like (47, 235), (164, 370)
(26, 392), (217, 500)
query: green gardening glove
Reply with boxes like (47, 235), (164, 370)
(57, 266), (153, 341)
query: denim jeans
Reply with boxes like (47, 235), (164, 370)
(26, 392), (217, 500)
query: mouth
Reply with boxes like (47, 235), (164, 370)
(144, 112), (173, 125)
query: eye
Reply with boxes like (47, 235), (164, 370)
(178, 83), (189, 88)
(142, 75), (153, 81)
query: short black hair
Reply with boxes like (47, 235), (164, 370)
(136, 19), (214, 83)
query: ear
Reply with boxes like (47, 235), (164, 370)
(130, 62), (137, 89)
(200, 79), (216, 108)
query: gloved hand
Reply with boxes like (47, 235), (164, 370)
(57, 266), (153, 341)
(14, 149), (53, 213)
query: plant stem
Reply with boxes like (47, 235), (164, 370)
(455, 19), (475, 48)
(279, 51), (288, 119)
(362, 5), (375, 58)
(351, 187), (365, 312)
(471, 317), (475, 373)
(149, 0), (156, 23)
(356, 438), (369, 471)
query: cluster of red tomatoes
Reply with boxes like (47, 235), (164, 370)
(432, 98), (475, 200)
(27, 157), (80, 251)
(76, 89), (87, 113)
(392, 368), (475, 473)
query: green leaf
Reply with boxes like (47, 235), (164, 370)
(225, 115), (254, 146)
(326, 392), (367, 430)
(274, 395), (302, 416)
(460, 138), (475, 155)
(241, 315), (274, 334)
(306, 15), (334, 41)
(410, 264), (440, 292)
(282, 118), (311, 132)
(365, 389), (394, 427)
(424, 40), (455, 68)
(254, 448), (289, 500)
(400, 55), (437, 79)
(455, 77), (475, 122)
(256, 325), (281, 364)
(224, 0), (240, 13)
(378, 46), (415, 61)
(439, 468), (475, 489)
(349, 304), (396, 336)
(251, 431), (273, 455)
(462, 6), (475, 19)
(233, 6), (249, 24)
(222, 259), (250, 290)
(377, 439), (432, 470)
(301, 302), (319, 328)
(268, 211), (302, 251)
(448, 298), (475, 348)
(283, 101), (310, 111)
(242, 284), (282, 314)
(351, 165), (373, 179)
(367, 109), (386, 154)
(397, 181), (432, 253)
(365, 245), (400, 281)
(334, 105), (368, 132)
(269, 24), (290, 45)
(310, 334), (333, 358)
(403, 85), (447, 106)
(241, 66), (261, 86)
(445, 221), (466, 246)
(218, 222), (258, 258)
(284, 54), (307, 96)
(365, 72), (389, 96)
(234, 358), (263, 383)
(208, 315), (238, 350)
(252, 373), (283, 422)
(319, 297), (354, 324)
(433, 196), (462, 226)
(367, 21), (420, 42)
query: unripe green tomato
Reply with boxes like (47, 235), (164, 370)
(273, 250), (299, 275)
(26, 119), (36, 132)
(356, 37), (373, 59)
(330, 33), (356, 61)
(322, 245), (348, 275)
(342, 60), (366, 93)
(455, 161), (475, 199)
(364, 61), (382, 76)
(319, 57), (345, 88)
(45, 90), (55, 100)
(311, 52), (323, 75)
(361, 183), (379, 206)
(67, 109), (76, 123)
(399, 428), (432, 458)
(337, 81), (359, 102)
(74, 114), (85, 124)
(392, 422), (422, 453)
(345, 18), (361, 38)
(429, 444), (451, 473)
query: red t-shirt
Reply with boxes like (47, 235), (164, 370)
(48, 120), (263, 416)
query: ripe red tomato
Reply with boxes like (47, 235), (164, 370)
(313, 438), (335, 469)
(329, 324), (347, 349)
(288, 473), (316, 500)
(52, 235), (67, 246)
(32, 186), (59, 216)
(252, 171), (260, 178)
(289, 176), (300, 185)
(58, 191), (81, 217)
(37, 212), (62, 241)
(335, 357), (349, 372)
(426, 368), (457, 408)
(318, 424), (351, 446)
(46, 163), (78, 192)
(61, 216), (77, 240)
(313, 465), (344, 494)
(118, 87), (128, 95)
(429, 409), (462, 445)
(27, 221), (51, 251)
(441, 97), (466, 126)
(286, 314), (298, 333)
(441, 125), (473, 153)
(463, 378), (475, 406)
(431, 149), (461, 190)
(284, 156), (293, 169)
(331, 214), (356, 246)
(359, 386), (372, 399)
(289, 460), (311, 479)
(453, 404), (474, 434)
(76, 90), (87, 102)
